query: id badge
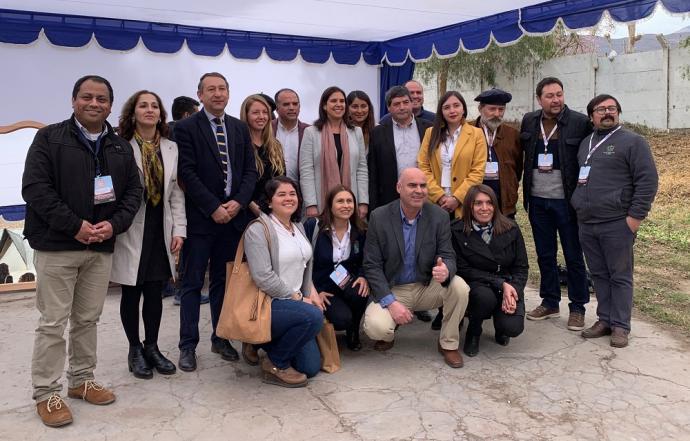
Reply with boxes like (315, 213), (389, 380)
(577, 166), (591, 185)
(329, 264), (352, 289)
(538, 154), (554, 173)
(484, 161), (499, 180)
(94, 175), (116, 204)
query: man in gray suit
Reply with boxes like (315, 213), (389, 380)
(363, 168), (470, 368)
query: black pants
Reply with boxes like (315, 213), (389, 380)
(324, 284), (367, 333)
(120, 281), (166, 346)
(466, 285), (524, 337)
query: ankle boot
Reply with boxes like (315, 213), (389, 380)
(128, 344), (153, 379)
(143, 343), (176, 375)
(346, 327), (362, 351)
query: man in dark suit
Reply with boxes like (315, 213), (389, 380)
(368, 85), (432, 212)
(272, 88), (310, 181)
(175, 72), (258, 371)
(363, 168), (470, 368)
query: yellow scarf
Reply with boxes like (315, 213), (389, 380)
(134, 131), (163, 206)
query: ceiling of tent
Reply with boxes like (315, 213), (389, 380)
(1, 0), (688, 64)
(0, 0), (546, 41)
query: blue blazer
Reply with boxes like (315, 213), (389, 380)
(176, 110), (258, 234)
(304, 217), (366, 294)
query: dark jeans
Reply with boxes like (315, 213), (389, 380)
(260, 299), (323, 377)
(324, 284), (367, 332)
(528, 196), (589, 313)
(466, 285), (525, 337)
(120, 281), (165, 346)
(178, 231), (239, 350)
(579, 219), (635, 330)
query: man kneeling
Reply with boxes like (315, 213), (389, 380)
(363, 168), (470, 367)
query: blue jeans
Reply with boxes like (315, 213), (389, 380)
(528, 197), (589, 313)
(260, 299), (323, 377)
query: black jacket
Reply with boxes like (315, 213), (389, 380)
(176, 110), (258, 234)
(303, 218), (366, 294)
(520, 105), (592, 210)
(451, 220), (529, 298)
(22, 116), (142, 252)
(368, 117), (432, 211)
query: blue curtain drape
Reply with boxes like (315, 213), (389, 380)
(379, 59), (415, 119)
(0, 205), (26, 222)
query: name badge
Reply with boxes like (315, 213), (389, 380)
(329, 264), (352, 289)
(538, 154), (554, 173)
(577, 166), (591, 185)
(94, 175), (116, 205)
(484, 161), (499, 180)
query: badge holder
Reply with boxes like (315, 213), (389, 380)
(538, 153), (554, 173)
(484, 161), (499, 180)
(330, 264), (353, 289)
(94, 175), (116, 205)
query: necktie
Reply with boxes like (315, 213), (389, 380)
(213, 117), (228, 185)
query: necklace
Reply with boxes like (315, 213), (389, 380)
(270, 214), (295, 236)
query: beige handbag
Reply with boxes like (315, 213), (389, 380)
(216, 219), (272, 344)
(316, 319), (341, 373)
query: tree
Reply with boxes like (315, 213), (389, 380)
(416, 24), (587, 95)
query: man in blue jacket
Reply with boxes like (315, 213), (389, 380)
(572, 94), (658, 348)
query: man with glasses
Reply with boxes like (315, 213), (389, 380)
(571, 94), (658, 348)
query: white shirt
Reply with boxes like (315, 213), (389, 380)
(331, 222), (351, 264)
(440, 126), (461, 194)
(392, 118), (421, 177)
(271, 217), (312, 293)
(276, 121), (300, 181)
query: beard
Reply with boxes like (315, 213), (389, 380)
(480, 115), (502, 131)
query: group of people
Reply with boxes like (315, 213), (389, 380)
(22, 72), (658, 428)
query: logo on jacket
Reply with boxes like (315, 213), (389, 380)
(603, 145), (615, 156)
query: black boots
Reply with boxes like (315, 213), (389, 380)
(346, 327), (362, 351)
(128, 344), (153, 379)
(143, 343), (177, 375)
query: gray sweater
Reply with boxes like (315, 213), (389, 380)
(243, 213), (314, 299)
(570, 125), (658, 224)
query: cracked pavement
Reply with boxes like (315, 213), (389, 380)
(0, 287), (688, 440)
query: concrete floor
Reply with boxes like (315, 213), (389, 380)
(0, 287), (689, 441)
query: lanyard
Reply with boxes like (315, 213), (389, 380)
(585, 125), (622, 165)
(539, 119), (558, 154)
(77, 131), (105, 176)
(482, 125), (496, 161)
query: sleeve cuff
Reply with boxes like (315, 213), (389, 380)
(379, 293), (396, 308)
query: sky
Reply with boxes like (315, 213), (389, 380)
(608, 5), (688, 38)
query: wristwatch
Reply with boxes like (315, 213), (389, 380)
(291, 291), (304, 301)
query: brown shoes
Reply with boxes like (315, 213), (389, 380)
(581, 320), (612, 339)
(526, 305), (560, 321)
(374, 339), (395, 351)
(567, 312), (586, 331)
(67, 380), (116, 405)
(610, 327), (630, 348)
(260, 357), (307, 388)
(437, 342), (464, 368)
(36, 393), (73, 427)
(242, 343), (259, 366)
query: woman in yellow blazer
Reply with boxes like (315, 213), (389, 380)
(418, 91), (487, 218)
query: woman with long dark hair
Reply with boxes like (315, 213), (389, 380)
(451, 184), (528, 357)
(346, 90), (375, 151)
(112, 90), (186, 379)
(417, 91), (486, 219)
(304, 184), (369, 351)
(299, 86), (368, 219)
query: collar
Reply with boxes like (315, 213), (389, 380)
(541, 105), (569, 124)
(278, 119), (299, 132)
(204, 108), (225, 124)
(73, 115), (108, 141)
(331, 221), (351, 237)
(393, 117), (415, 129)
(400, 205), (422, 225)
(595, 123), (621, 136)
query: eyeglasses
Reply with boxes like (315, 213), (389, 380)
(593, 106), (619, 115)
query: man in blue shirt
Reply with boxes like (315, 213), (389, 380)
(363, 168), (469, 368)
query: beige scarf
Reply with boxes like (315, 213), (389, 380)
(319, 121), (351, 209)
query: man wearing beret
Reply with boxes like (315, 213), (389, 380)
(469, 88), (523, 218)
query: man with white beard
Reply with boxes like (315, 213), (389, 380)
(469, 89), (523, 218)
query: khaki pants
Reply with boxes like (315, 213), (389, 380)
(31, 250), (112, 402)
(363, 276), (469, 350)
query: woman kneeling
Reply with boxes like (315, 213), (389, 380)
(244, 177), (325, 387)
(451, 184), (528, 357)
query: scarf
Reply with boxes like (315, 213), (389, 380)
(472, 220), (493, 244)
(319, 121), (351, 210)
(134, 131), (164, 206)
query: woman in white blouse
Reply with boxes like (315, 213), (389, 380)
(243, 177), (325, 388)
